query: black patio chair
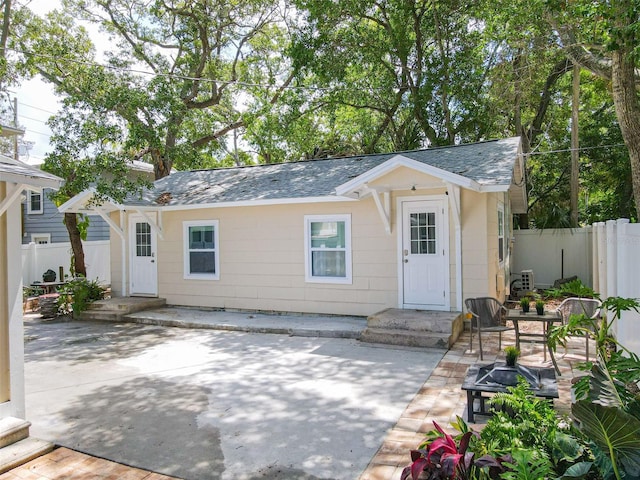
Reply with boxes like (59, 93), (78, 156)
(465, 297), (514, 360)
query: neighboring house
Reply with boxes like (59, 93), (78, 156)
(22, 161), (156, 244)
(0, 153), (63, 420)
(61, 137), (526, 317)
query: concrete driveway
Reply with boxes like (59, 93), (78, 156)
(24, 316), (443, 480)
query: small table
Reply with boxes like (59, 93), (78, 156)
(31, 281), (66, 294)
(462, 363), (558, 422)
(507, 309), (561, 375)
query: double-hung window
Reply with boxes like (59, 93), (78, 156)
(497, 204), (505, 264)
(184, 220), (219, 280)
(27, 191), (43, 214)
(304, 214), (352, 284)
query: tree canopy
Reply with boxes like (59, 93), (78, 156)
(3, 0), (638, 225)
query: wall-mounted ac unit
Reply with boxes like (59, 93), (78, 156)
(521, 269), (534, 292)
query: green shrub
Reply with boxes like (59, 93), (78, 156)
(545, 279), (598, 299)
(56, 277), (106, 316)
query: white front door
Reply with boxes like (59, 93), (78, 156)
(401, 199), (449, 309)
(129, 215), (158, 296)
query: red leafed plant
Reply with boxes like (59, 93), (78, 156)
(401, 421), (507, 480)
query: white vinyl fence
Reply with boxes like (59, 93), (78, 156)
(591, 219), (640, 356)
(513, 220), (640, 356)
(512, 228), (593, 289)
(21, 240), (110, 287)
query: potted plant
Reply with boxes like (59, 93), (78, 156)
(520, 297), (530, 313)
(504, 346), (520, 367)
(535, 299), (545, 315)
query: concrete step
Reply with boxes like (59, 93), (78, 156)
(367, 308), (461, 334)
(360, 327), (452, 349)
(0, 437), (54, 474)
(79, 310), (125, 322)
(87, 297), (166, 313)
(0, 418), (30, 450)
(81, 297), (167, 321)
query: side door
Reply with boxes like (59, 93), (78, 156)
(129, 214), (158, 296)
(401, 200), (448, 309)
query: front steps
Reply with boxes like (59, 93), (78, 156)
(80, 297), (166, 322)
(0, 417), (54, 474)
(361, 308), (464, 349)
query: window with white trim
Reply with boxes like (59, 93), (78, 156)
(183, 220), (219, 280)
(304, 215), (352, 284)
(27, 191), (43, 214)
(497, 204), (505, 264)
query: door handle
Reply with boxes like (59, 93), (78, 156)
(404, 259), (408, 263)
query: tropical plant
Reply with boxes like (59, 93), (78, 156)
(401, 419), (513, 480)
(545, 279), (598, 300)
(499, 449), (553, 480)
(548, 296), (640, 361)
(571, 357), (640, 480)
(548, 295), (640, 480)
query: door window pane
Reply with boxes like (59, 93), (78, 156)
(136, 222), (152, 257)
(410, 212), (436, 254)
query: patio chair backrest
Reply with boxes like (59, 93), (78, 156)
(465, 297), (506, 328)
(557, 297), (601, 324)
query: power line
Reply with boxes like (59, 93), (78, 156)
(22, 129), (52, 138)
(17, 102), (58, 115)
(19, 113), (51, 124)
(525, 144), (627, 156)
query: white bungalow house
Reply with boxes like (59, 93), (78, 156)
(0, 154), (62, 420)
(60, 137), (526, 317)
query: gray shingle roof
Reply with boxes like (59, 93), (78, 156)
(0, 158), (63, 189)
(126, 137), (521, 207)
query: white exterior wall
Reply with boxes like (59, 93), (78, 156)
(107, 166), (508, 316)
(155, 199), (396, 316)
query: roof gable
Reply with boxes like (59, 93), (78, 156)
(335, 154), (479, 197)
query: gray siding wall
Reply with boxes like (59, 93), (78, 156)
(22, 188), (110, 244)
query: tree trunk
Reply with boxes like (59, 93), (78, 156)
(64, 212), (86, 277)
(611, 43), (640, 217)
(570, 62), (580, 227)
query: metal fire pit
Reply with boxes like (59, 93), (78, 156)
(461, 363), (558, 423)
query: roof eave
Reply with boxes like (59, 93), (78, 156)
(129, 195), (358, 211)
(0, 170), (63, 190)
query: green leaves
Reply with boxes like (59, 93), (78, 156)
(572, 401), (640, 479)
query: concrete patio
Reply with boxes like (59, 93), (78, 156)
(4, 310), (584, 479)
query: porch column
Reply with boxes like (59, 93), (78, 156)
(447, 183), (463, 311)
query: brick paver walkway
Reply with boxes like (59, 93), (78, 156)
(359, 327), (585, 480)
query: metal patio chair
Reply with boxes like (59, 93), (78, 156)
(465, 297), (514, 360)
(556, 297), (602, 360)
